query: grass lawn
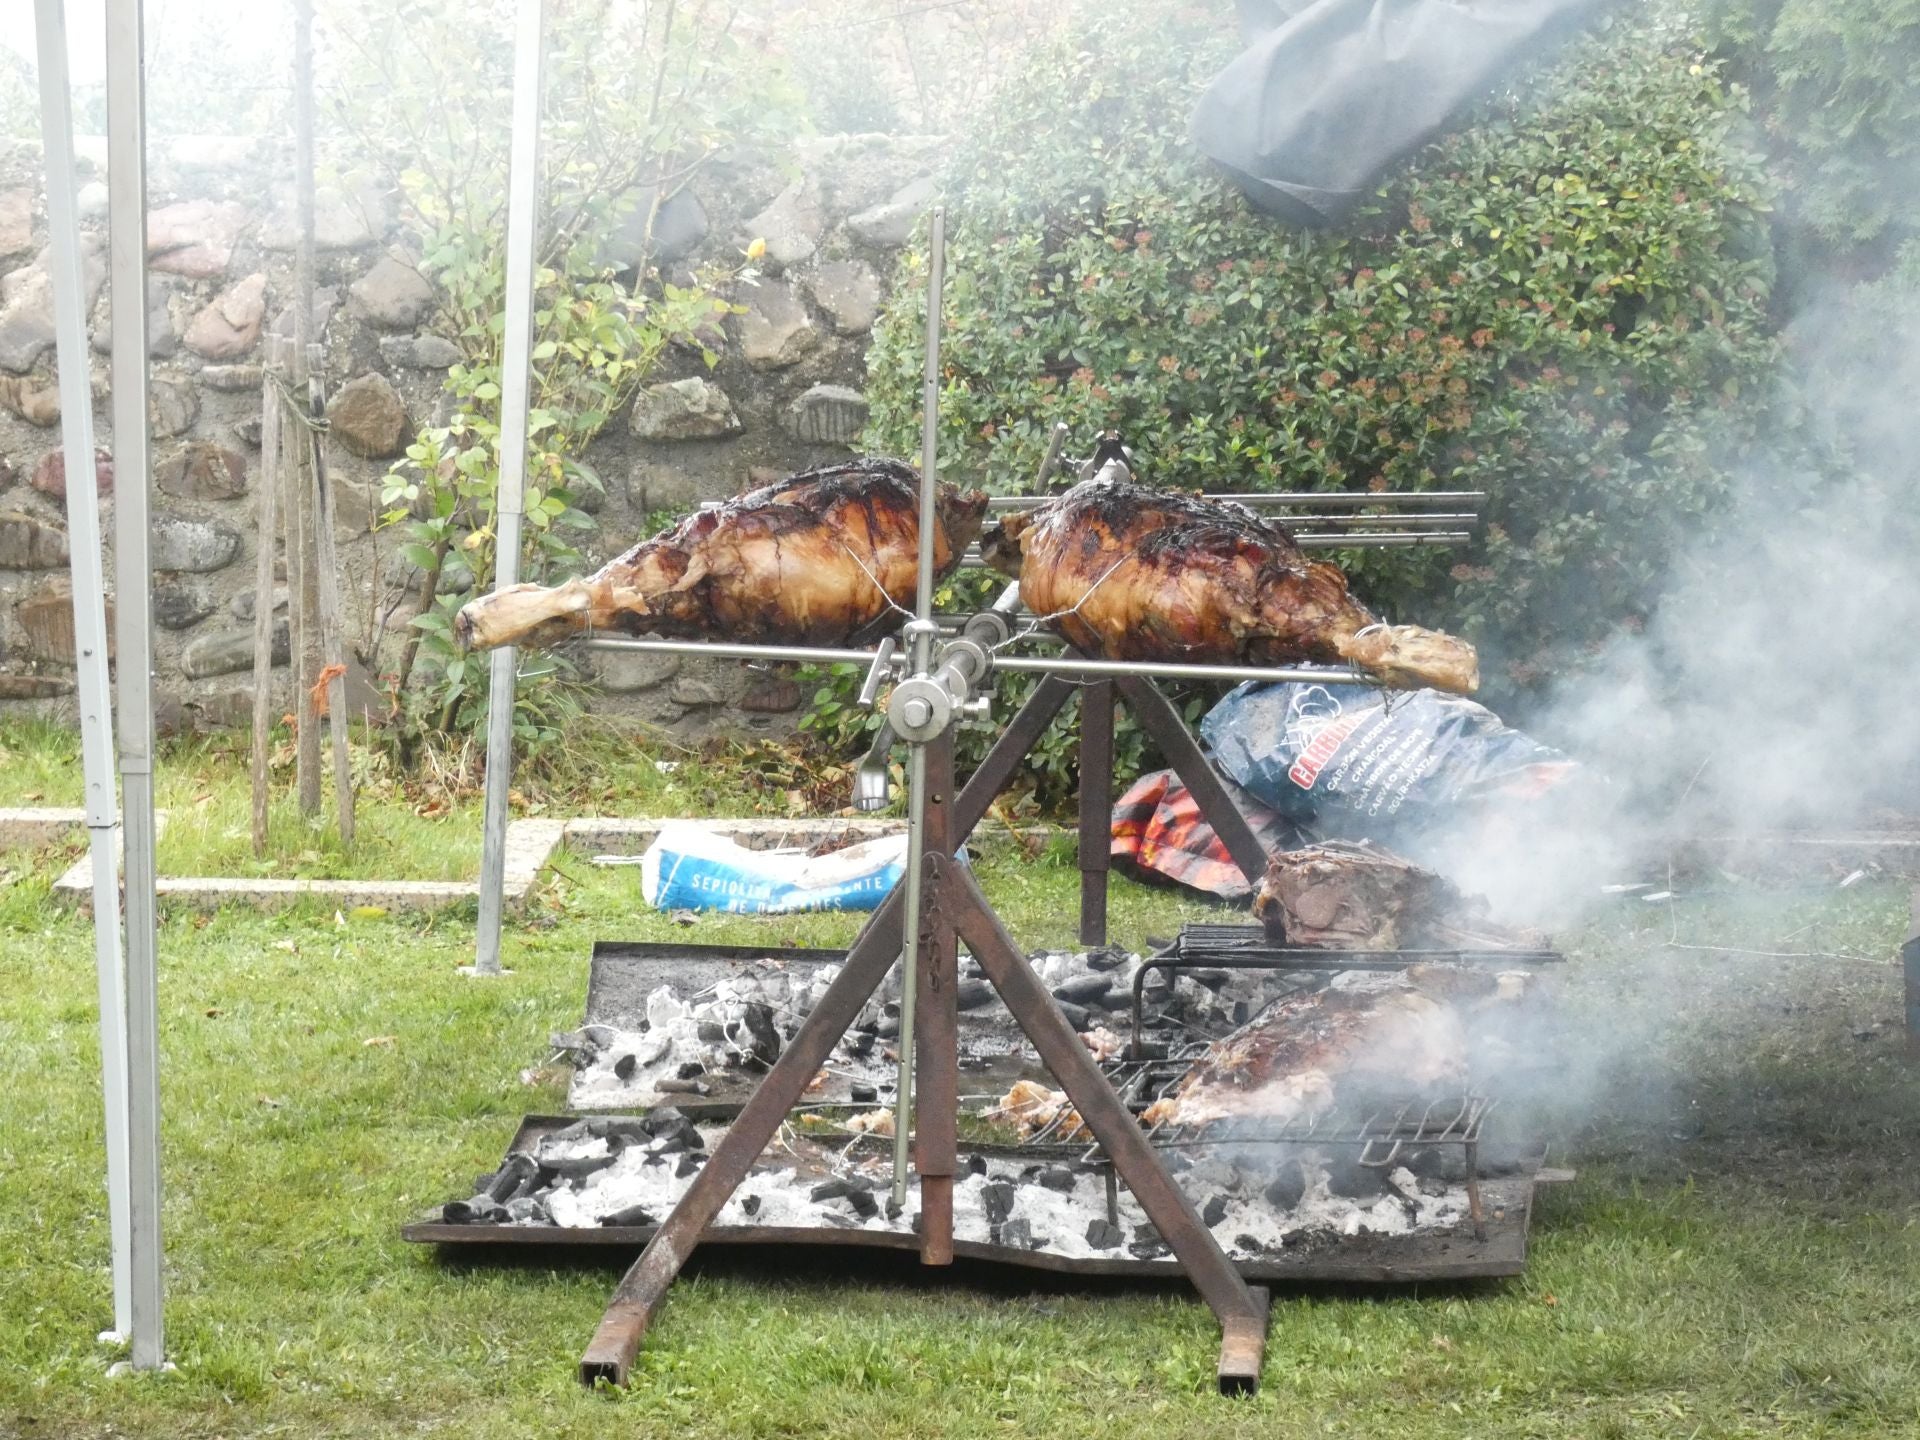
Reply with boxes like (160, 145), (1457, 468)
(2, 720), (1917, 1438)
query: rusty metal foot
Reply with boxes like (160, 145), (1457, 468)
(1216, 1285), (1270, 1396)
(579, 1299), (655, 1387)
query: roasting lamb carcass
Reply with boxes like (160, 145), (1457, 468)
(980, 475), (1478, 694)
(455, 458), (989, 651)
(1253, 842), (1547, 951)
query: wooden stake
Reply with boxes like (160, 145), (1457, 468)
(305, 342), (355, 848)
(289, 0), (322, 815)
(248, 336), (286, 855)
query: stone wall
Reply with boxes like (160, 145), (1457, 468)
(0, 131), (939, 735)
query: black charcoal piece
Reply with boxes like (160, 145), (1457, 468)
(954, 980), (993, 1010)
(1263, 1162), (1308, 1211)
(981, 1181), (1017, 1225)
(539, 1150), (619, 1181)
(695, 1020), (728, 1044)
(598, 1203), (657, 1227)
(491, 1152), (541, 1201)
(850, 1083), (879, 1104)
(583, 1023), (617, 1048)
(442, 1195), (507, 1224)
(1417, 1175), (1450, 1198)
(1233, 1233), (1264, 1255)
(1054, 999), (1090, 1031)
(844, 1031), (876, 1059)
(1128, 1239), (1170, 1261)
(999, 1217), (1033, 1249)
(885, 1196), (904, 1221)
(655, 1077), (711, 1096)
(639, 1107), (687, 1136)
(1085, 1218), (1125, 1250)
(845, 1188), (879, 1219)
(647, 1116), (704, 1154)
(875, 1017), (900, 1040)
(1132, 1221), (1160, 1245)
(740, 1194), (762, 1217)
(1053, 974), (1113, 1004)
(1086, 948), (1128, 972)
(1327, 1158), (1389, 1201)
(675, 1152), (704, 1178)
(1232, 1000), (1249, 1026)
(1036, 1166), (1076, 1194)
(965, 1153), (987, 1176)
(1405, 1147), (1466, 1181)
(1202, 1194), (1229, 1227)
(675, 1061), (707, 1081)
(742, 1002), (783, 1064)
(613, 1053), (638, 1080)
(811, 1178), (856, 1202)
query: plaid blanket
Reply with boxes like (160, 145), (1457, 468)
(1109, 769), (1306, 900)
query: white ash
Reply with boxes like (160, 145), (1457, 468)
(517, 1127), (1474, 1262)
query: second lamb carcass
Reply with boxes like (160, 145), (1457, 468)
(980, 475), (1478, 694)
(455, 458), (988, 652)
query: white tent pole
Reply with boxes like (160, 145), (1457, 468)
(473, 0), (546, 977)
(32, 0), (133, 1343)
(104, 0), (166, 1371)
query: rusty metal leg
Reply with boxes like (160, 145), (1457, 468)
(937, 858), (1269, 1395)
(916, 734), (958, 1265)
(1078, 679), (1115, 947)
(578, 890), (906, 1386)
(1116, 675), (1271, 888)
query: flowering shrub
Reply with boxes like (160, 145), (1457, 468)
(864, 2), (1781, 705)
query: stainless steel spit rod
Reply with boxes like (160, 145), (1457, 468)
(985, 490), (1486, 510)
(577, 634), (1377, 688)
(893, 206), (948, 1203)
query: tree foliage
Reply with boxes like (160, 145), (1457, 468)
(864, 2), (1780, 704)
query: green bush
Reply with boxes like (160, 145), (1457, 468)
(862, 2), (1780, 703)
(1700, 0), (1920, 248)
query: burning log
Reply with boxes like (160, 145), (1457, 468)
(455, 458), (988, 651)
(981, 475), (1478, 694)
(1253, 841), (1545, 950)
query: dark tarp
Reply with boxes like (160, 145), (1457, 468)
(1193, 0), (1612, 226)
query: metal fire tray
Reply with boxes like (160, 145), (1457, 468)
(403, 1114), (1564, 1284)
(570, 940), (1051, 1114)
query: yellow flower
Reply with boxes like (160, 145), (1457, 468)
(746, 237), (767, 261)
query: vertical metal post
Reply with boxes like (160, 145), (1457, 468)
(472, 0), (546, 976)
(105, 0), (166, 1371)
(1077, 679), (1115, 946)
(1903, 887), (1919, 1060)
(34, 0), (132, 1341)
(891, 206), (945, 1202)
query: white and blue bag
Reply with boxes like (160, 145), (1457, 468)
(640, 826), (908, 915)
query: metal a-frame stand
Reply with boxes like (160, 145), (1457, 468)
(580, 720), (1272, 1394)
(1066, 674), (1273, 946)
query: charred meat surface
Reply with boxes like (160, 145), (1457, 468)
(1254, 841), (1547, 951)
(1140, 985), (1469, 1130)
(456, 458), (989, 651)
(981, 475), (1478, 693)
(1139, 962), (1538, 1133)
